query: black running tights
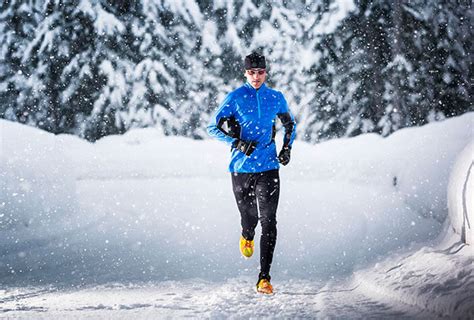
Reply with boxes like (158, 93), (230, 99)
(231, 169), (280, 280)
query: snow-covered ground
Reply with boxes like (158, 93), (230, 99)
(1, 113), (473, 319)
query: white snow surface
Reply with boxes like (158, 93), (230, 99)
(448, 140), (474, 245)
(1, 113), (473, 319)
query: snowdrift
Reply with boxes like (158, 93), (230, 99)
(0, 122), (80, 247)
(0, 113), (473, 287)
(448, 140), (473, 245)
(354, 232), (474, 318)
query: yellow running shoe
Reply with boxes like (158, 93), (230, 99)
(256, 279), (273, 294)
(239, 236), (254, 258)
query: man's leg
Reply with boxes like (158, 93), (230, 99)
(255, 170), (280, 280)
(231, 172), (258, 241)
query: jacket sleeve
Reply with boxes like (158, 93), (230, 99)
(207, 92), (236, 146)
(277, 92), (296, 148)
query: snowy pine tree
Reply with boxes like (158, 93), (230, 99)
(0, 0), (41, 125)
(302, 0), (472, 142)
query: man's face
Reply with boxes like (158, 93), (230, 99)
(244, 68), (266, 89)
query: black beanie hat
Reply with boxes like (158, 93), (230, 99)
(244, 52), (266, 69)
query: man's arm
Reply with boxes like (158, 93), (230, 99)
(276, 92), (296, 166)
(207, 93), (237, 146)
(277, 92), (296, 148)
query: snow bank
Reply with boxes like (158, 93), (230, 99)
(289, 113), (473, 224)
(0, 113), (473, 286)
(354, 230), (474, 318)
(0, 121), (80, 245)
(447, 140), (473, 245)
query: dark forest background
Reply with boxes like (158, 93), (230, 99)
(1, 0), (472, 142)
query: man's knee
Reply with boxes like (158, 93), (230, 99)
(261, 217), (277, 233)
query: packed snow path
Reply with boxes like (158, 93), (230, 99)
(0, 277), (442, 319)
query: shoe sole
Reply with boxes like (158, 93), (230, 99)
(256, 288), (274, 295)
(240, 247), (253, 259)
(241, 252), (253, 259)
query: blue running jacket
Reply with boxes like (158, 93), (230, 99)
(207, 82), (296, 173)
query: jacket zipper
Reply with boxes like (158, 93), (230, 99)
(256, 90), (261, 118)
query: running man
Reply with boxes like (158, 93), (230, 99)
(207, 52), (296, 294)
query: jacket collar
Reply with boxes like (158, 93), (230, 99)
(244, 82), (267, 93)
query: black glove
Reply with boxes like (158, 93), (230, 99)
(278, 146), (291, 166)
(233, 139), (257, 156)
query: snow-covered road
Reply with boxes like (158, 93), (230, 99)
(1, 277), (443, 319)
